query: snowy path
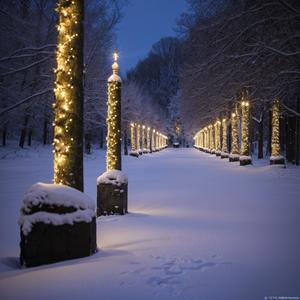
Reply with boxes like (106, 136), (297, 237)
(0, 147), (300, 300)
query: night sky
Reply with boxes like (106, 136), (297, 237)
(116, 0), (188, 74)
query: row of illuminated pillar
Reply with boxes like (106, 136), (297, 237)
(193, 99), (251, 164)
(193, 98), (283, 165)
(130, 122), (168, 156)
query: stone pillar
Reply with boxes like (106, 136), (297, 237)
(229, 112), (240, 162)
(221, 118), (229, 158)
(152, 129), (156, 152)
(270, 99), (285, 165)
(130, 122), (139, 157)
(97, 51), (128, 216)
(215, 120), (221, 156)
(240, 97), (252, 166)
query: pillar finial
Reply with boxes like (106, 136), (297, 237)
(112, 49), (119, 75)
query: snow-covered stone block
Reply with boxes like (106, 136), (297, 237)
(19, 183), (97, 267)
(220, 151), (229, 159)
(129, 150), (139, 157)
(239, 155), (252, 166)
(97, 170), (128, 216)
(229, 153), (240, 162)
(270, 155), (285, 165)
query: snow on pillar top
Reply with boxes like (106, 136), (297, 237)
(108, 49), (122, 83)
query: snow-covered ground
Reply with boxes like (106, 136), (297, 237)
(0, 145), (300, 300)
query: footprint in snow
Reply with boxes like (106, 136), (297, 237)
(147, 275), (181, 286)
(120, 255), (227, 295)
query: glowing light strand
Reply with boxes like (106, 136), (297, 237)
(271, 99), (281, 157)
(53, 0), (83, 189)
(222, 119), (228, 153)
(231, 112), (239, 155)
(241, 100), (250, 156)
(106, 50), (122, 171)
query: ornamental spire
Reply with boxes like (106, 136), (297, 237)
(108, 49), (122, 83)
(112, 49), (119, 75)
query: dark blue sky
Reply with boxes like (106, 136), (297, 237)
(116, 0), (188, 74)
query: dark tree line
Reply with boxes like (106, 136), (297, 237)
(126, 37), (184, 143)
(0, 0), (124, 150)
(178, 0), (300, 161)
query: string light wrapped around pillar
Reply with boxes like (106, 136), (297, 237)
(208, 124), (214, 153)
(215, 120), (221, 156)
(141, 125), (146, 153)
(221, 118), (229, 158)
(97, 50), (128, 216)
(229, 112), (240, 162)
(137, 124), (142, 155)
(206, 126), (210, 152)
(156, 132), (160, 150)
(128, 124), (167, 154)
(204, 127), (208, 151)
(152, 129), (156, 152)
(147, 127), (151, 153)
(240, 99), (252, 165)
(53, 0), (84, 190)
(270, 99), (285, 165)
(106, 50), (122, 171)
(130, 122), (139, 157)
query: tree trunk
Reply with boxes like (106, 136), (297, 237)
(43, 117), (48, 145)
(286, 116), (295, 163)
(85, 133), (91, 154)
(124, 127), (128, 155)
(228, 122), (232, 153)
(53, 0), (84, 191)
(2, 127), (7, 146)
(27, 129), (33, 146)
(285, 116), (291, 162)
(295, 96), (300, 165)
(19, 115), (29, 148)
(99, 126), (104, 149)
(258, 118), (264, 159)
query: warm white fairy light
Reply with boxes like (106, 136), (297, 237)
(53, 0), (82, 187)
(137, 124), (141, 152)
(214, 120), (221, 152)
(141, 125), (146, 152)
(130, 122), (137, 152)
(106, 49), (122, 170)
(271, 99), (281, 157)
(222, 118), (227, 153)
(147, 127), (151, 152)
(152, 129), (156, 151)
(208, 124), (214, 151)
(231, 112), (239, 155)
(240, 100), (250, 156)
(129, 124), (167, 152)
(204, 127), (208, 149)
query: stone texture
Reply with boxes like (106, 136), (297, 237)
(270, 158), (285, 165)
(240, 158), (252, 166)
(20, 216), (96, 267)
(97, 182), (128, 216)
(20, 197), (96, 268)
